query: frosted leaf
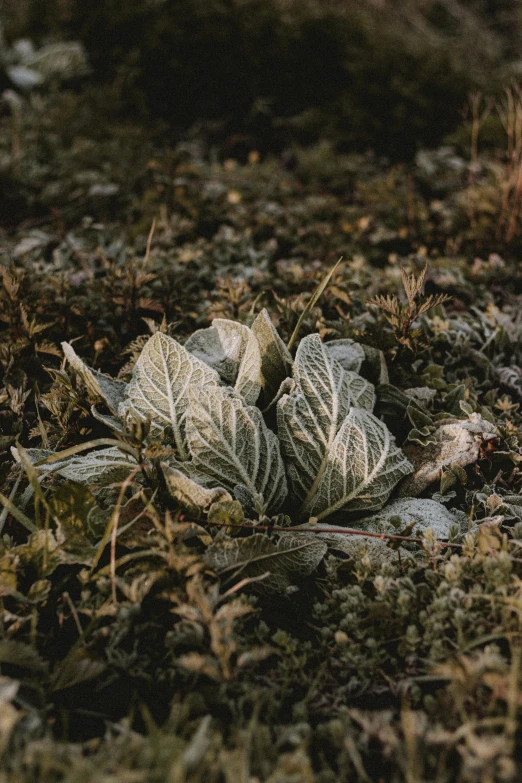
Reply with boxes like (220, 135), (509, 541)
(277, 334), (391, 515)
(325, 339), (365, 372)
(121, 332), (219, 459)
(161, 462), (232, 514)
(204, 533), (327, 592)
(400, 416), (498, 496)
(62, 342), (126, 414)
(185, 318), (262, 404)
(404, 387), (437, 403)
(356, 498), (458, 539)
(23, 447), (139, 484)
(186, 386), (287, 514)
(277, 334), (353, 501)
(251, 309), (293, 404)
(344, 371), (376, 410)
(235, 329), (262, 404)
(300, 408), (412, 521)
(11, 447), (57, 474)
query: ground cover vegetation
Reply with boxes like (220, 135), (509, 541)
(3, 2), (522, 781)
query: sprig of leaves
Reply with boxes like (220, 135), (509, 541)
(368, 263), (451, 351)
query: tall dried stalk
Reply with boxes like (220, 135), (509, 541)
(465, 92), (492, 228)
(496, 84), (522, 243)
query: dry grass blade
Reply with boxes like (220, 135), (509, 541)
(89, 467), (143, 577)
(0, 475), (21, 535)
(34, 438), (140, 466)
(287, 257), (343, 350)
(0, 488), (37, 533)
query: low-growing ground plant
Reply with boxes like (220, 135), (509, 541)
(18, 304), (475, 540)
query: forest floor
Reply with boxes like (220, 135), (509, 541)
(1, 86), (522, 782)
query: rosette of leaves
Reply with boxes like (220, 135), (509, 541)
(23, 312), (413, 523)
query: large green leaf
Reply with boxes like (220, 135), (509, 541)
(161, 462), (232, 514)
(52, 447), (139, 484)
(299, 408), (412, 520)
(121, 332), (220, 459)
(186, 385), (287, 514)
(277, 334), (409, 520)
(277, 335), (354, 502)
(325, 339), (365, 372)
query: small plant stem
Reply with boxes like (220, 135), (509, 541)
(89, 467), (142, 577)
(196, 518), (463, 548)
(111, 468), (142, 602)
(63, 591), (85, 641)
(0, 476), (21, 535)
(0, 490), (37, 533)
(141, 218), (156, 272)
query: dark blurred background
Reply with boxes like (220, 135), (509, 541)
(2, 0), (522, 158)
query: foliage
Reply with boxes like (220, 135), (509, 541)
(368, 262), (451, 352)
(32, 320), (413, 524)
(3, 62), (522, 782)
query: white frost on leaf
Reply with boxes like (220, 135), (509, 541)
(121, 332), (220, 459)
(344, 371), (376, 410)
(185, 385), (287, 514)
(298, 408), (412, 520)
(235, 328), (263, 404)
(400, 415), (498, 496)
(325, 339), (365, 372)
(62, 342), (127, 414)
(251, 308), (294, 404)
(185, 318), (262, 403)
(161, 462), (232, 514)
(25, 447), (139, 484)
(277, 334), (404, 520)
(277, 334), (354, 502)
(11, 447), (57, 474)
(356, 498), (459, 539)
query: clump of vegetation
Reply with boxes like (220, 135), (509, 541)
(368, 262), (451, 352)
(3, 20), (522, 778)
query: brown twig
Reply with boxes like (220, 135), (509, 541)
(140, 218), (156, 272)
(63, 591), (84, 641)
